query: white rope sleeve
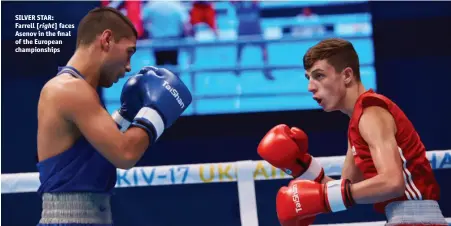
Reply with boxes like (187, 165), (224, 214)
(2, 150), (450, 226)
(2, 150), (449, 194)
(236, 160), (259, 226)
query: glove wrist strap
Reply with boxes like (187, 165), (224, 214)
(133, 107), (165, 140)
(343, 179), (355, 207)
(112, 110), (131, 131)
(325, 179), (354, 213)
(296, 157), (324, 182)
(131, 122), (156, 143)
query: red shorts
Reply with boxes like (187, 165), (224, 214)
(190, 3), (216, 30)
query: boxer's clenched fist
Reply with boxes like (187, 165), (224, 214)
(257, 124), (324, 181)
(276, 179), (355, 225)
(113, 66), (192, 143)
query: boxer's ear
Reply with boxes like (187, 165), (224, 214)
(342, 67), (353, 85)
(100, 29), (113, 51)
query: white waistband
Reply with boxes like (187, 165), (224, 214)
(39, 193), (113, 224)
(385, 200), (447, 225)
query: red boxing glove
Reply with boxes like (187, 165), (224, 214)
(278, 216), (316, 226)
(276, 179), (355, 225)
(297, 217), (316, 226)
(257, 124), (324, 181)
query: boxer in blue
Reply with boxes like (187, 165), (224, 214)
(36, 7), (192, 226)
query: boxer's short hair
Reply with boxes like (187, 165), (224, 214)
(76, 6), (138, 48)
(303, 38), (360, 81)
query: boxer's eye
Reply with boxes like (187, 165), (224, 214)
(312, 73), (325, 81)
(127, 50), (134, 58)
(127, 47), (136, 57)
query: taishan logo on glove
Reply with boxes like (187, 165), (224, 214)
(162, 81), (185, 109)
(291, 184), (303, 213)
(283, 168), (292, 175)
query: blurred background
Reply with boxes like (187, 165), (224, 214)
(2, 1), (451, 226)
(102, 0), (376, 115)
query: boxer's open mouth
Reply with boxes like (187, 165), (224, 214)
(313, 97), (322, 104)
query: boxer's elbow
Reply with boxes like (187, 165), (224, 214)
(118, 152), (139, 170)
(111, 144), (140, 170)
(107, 150), (135, 170)
(119, 146), (142, 169)
(391, 180), (406, 198)
(95, 143), (136, 169)
(383, 173), (405, 198)
(115, 162), (134, 170)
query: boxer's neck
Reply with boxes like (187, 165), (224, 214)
(340, 81), (366, 117)
(66, 46), (101, 88)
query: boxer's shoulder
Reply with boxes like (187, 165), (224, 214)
(41, 74), (100, 114)
(357, 106), (397, 148)
(359, 93), (390, 109)
(359, 106), (395, 130)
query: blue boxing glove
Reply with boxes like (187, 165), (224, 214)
(112, 67), (156, 131)
(112, 66), (192, 142)
(112, 67), (154, 130)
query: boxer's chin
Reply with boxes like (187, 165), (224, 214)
(319, 100), (331, 112)
(101, 81), (114, 88)
(321, 99), (339, 112)
(323, 104), (341, 113)
(322, 103), (337, 112)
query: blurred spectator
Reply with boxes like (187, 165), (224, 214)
(232, 0), (274, 80)
(125, 1), (145, 39)
(142, 1), (191, 67)
(100, 1), (145, 39)
(190, 1), (219, 37)
(294, 7), (325, 37)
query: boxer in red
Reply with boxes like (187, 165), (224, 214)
(258, 38), (447, 226)
(190, 1), (218, 36)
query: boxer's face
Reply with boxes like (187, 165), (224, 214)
(100, 32), (136, 88)
(306, 60), (350, 112)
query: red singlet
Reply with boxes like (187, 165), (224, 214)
(348, 89), (440, 213)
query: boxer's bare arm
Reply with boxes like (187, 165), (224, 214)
(59, 79), (150, 169)
(321, 141), (364, 184)
(341, 140), (364, 183)
(350, 106), (405, 204)
(321, 175), (334, 183)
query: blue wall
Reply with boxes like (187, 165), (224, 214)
(2, 1), (451, 226)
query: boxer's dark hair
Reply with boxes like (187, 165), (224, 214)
(303, 38), (360, 81)
(76, 6), (137, 48)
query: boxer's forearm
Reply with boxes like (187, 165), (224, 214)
(117, 127), (151, 169)
(341, 147), (365, 183)
(320, 175), (335, 184)
(350, 174), (405, 204)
